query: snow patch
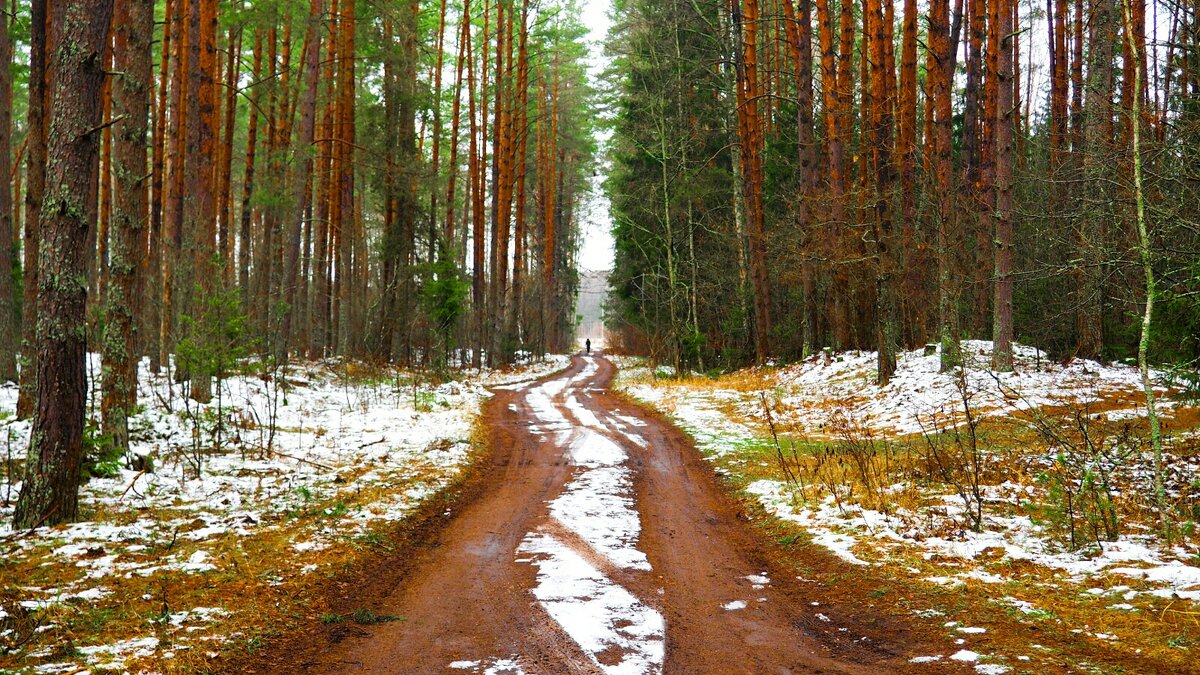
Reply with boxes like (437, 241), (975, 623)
(549, 465), (650, 571)
(517, 533), (664, 675)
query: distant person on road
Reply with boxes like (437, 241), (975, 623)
(585, 338), (592, 355)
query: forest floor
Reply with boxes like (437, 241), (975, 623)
(616, 342), (1200, 673)
(3, 347), (1196, 674)
(0, 354), (567, 673)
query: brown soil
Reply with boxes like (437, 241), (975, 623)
(241, 355), (939, 673)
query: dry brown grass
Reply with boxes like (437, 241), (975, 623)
(634, 364), (1200, 671)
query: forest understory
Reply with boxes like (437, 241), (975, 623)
(616, 343), (1200, 672)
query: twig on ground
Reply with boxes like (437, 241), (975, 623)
(119, 469), (149, 498)
(270, 448), (334, 471)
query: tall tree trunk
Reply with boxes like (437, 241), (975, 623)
(17, 0), (51, 419)
(95, 46), (112, 305)
(868, 0), (898, 384)
(377, 1), (419, 361)
(491, 0), (517, 363)
(335, 0), (356, 355)
(318, 10), (342, 359)
(146, 0), (174, 374)
(783, 0), (818, 356)
(1070, 0), (1084, 149)
(254, 27), (277, 336)
(0, 3), (16, 381)
(181, 0), (218, 402)
(506, 0), (530, 350)
(734, 0), (771, 364)
(964, 0), (985, 180)
(992, 0), (1016, 370)
(488, 0), (506, 366)
(267, 22), (295, 352)
(429, 0), (448, 260)
(833, 0), (856, 347)
(1048, 0), (1069, 217)
(239, 30), (263, 315)
(219, 26), (240, 282)
(13, 0), (115, 528)
(445, 0), (471, 249)
(279, 0), (324, 360)
(379, 16), (399, 360)
(541, 65), (560, 353)
(101, 0), (152, 454)
(897, 0), (920, 345)
(1077, 0), (1117, 359)
(163, 0), (190, 371)
(931, 0), (961, 371)
(469, 8), (485, 366)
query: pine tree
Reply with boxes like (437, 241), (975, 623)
(14, 0), (116, 528)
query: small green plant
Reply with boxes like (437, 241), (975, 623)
(351, 532), (392, 552)
(1024, 608), (1057, 622)
(1181, 520), (1197, 538)
(176, 281), (254, 476)
(319, 613), (344, 624)
(82, 419), (121, 479)
(78, 606), (118, 633)
(349, 608), (403, 625)
(1029, 410), (1132, 551)
(1168, 633), (1194, 649)
(413, 390), (447, 412)
(421, 244), (470, 370)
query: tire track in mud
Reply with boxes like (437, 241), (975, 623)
(260, 354), (928, 674)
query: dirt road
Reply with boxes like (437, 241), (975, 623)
(265, 355), (925, 673)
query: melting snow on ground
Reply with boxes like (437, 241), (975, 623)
(617, 342), (1200, 668)
(0, 352), (569, 673)
(519, 533), (664, 674)
(770, 341), (1163, 436)
(448, 656), (527, 674)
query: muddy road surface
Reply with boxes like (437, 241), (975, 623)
(267, 355), (924, 674)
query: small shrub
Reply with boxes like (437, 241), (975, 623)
(916, 370), (987, 532)
(1029, 410), (1134, 550)
(82, 420), (121, 480)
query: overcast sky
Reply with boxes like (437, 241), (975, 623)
(576, 1), (617, 274)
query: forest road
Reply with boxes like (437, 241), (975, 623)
(266, 354), (927, 674)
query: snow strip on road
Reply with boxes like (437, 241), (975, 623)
(549, 462), (650, 571)
(519, 533), (664, 675)
(516, 357), (662, 673)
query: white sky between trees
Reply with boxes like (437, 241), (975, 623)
(578, 0), (617, 275)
